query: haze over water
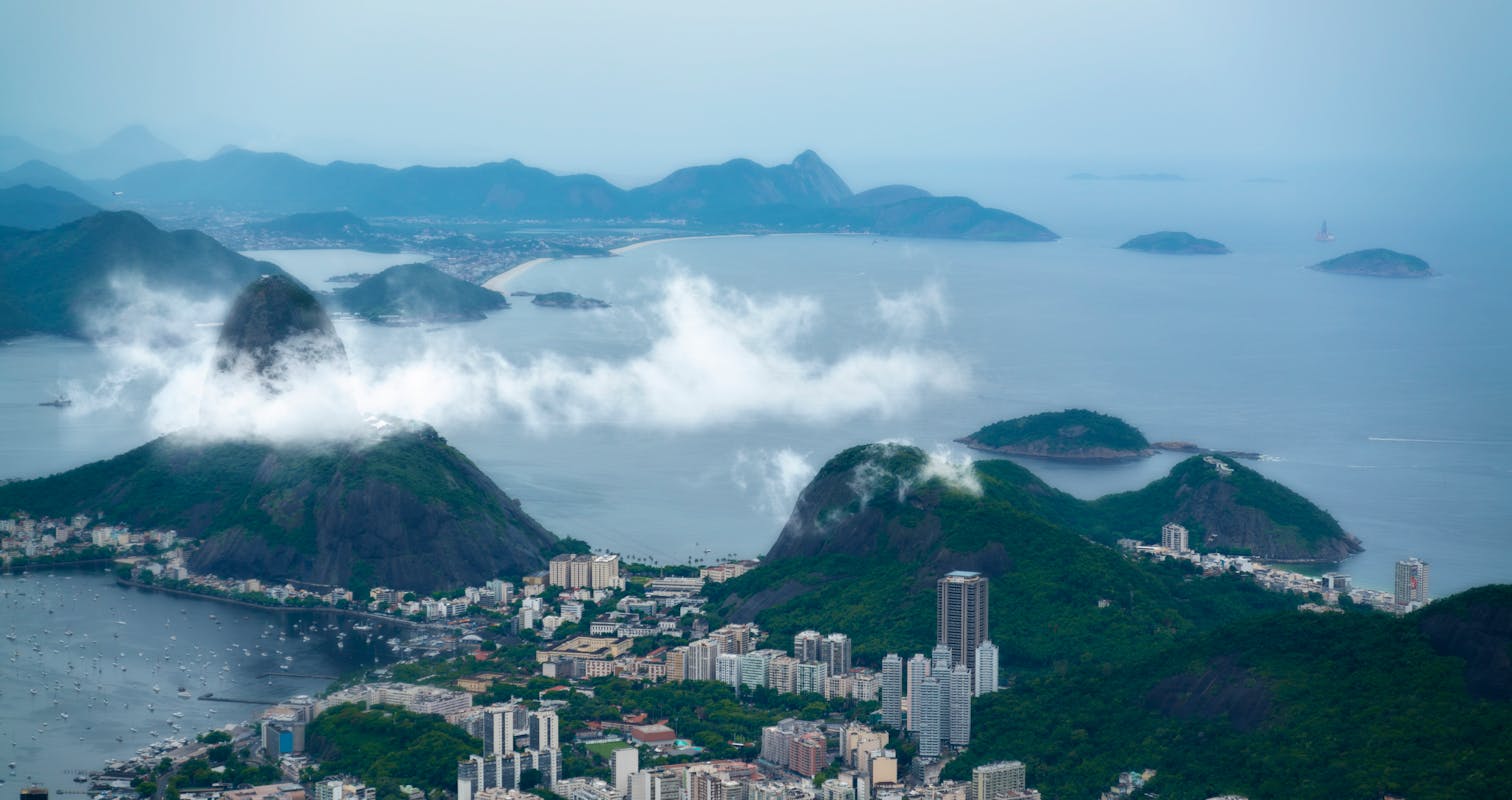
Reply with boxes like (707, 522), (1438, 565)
(1, 160), (1507, 597)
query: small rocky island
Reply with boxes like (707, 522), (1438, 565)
(1119, 231), (1230, 255)
(957, 409), (1154, 462)
(532, 291), (609, 309)
(1311, 248), (1434, 278)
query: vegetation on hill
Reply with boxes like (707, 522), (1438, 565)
(1311, 247), (1434, 277)
(338, 262), (508, 322)
(944, 586), (1512, 800)
(0, 210), (286, 340)
(0, 184), (99, 229)
(711, 444), (1293, 668)
(0, 426), (560, 591)
(972, 454), (1362, 561)
(532, 291), (609, 310)
(306, 703), (481, 800)
(716, 441), (1508, 798)
(957, 409), (1152, 460)
(1118, 231), (1230, 254)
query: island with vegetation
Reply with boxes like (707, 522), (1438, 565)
(1311, 248), (1434, 277)
(1119, 231), (1230, 255)
(532, 291), (609, 309)
(337, 262), (508, 323)
(957, 409), (1154, 461)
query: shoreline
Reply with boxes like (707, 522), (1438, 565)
(114, 576), (437, 629)
(482, 233), (758, 293)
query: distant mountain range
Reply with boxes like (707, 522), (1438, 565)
(96, 147), (1055, 241)
(0, 125), (183, 180)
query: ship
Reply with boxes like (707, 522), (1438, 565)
(1315, 220), (1336, 242)
(38, 395), (72, 408)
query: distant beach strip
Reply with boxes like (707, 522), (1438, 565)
(482, 234), (755, 293)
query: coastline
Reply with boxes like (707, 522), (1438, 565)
(114, 576), (437, 629)
(482, 233), (757, 293)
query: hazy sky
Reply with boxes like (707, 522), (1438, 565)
(2, 0), (1508, 180)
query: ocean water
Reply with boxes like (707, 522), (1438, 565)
(0, 570), (404, 791)
(1, 162), (1508, 600)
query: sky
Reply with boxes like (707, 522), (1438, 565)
(2, 0), (1509, 182)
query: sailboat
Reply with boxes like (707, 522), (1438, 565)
(1315, 220), (1336, 242)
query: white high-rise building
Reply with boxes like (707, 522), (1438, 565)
(1395, 558), (1430, 608)
(971, 761), (1026, 800)
(930, 644), (954, 739)
(1161, 522), (1190, 553)
(881, 654), (903, 729)
(612, 746), (639, 798)
(822, 633), (853, 675)
(715, 653), (741, 687)
(948, 664), (972, 747)
(687, 639), (721, 682)
(914, 675), (942, 758)
(973, 641), (999, 697)
(905, 654), (931, 732)
(529, 709), (559, 751)
(482, 703), (519, 755)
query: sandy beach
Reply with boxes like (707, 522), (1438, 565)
(482, 234), (755, 293)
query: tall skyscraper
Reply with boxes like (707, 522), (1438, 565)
(971, 761), (1026, 800)
(905, 654), (931, 732)
(973, 641), (999, 697)
(931, 643), (954, 674)
(794, 630), (823, 662)
(914, 674), (942, 758)
(1395, 558), (1430, 607)
(881, 653), (903, 729)
(529, 709), (559, 751)
(822, 633), (853, 675)
(948, 664), (972, 747)
(938, 571), (988, 668)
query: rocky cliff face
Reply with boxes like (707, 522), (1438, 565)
(213, 273), (347, 386)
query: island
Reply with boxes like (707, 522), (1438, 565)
(1310, 248), (1434, 278)
(956, 409), (1153, 462)
(532, 291), (609, 309)
(1119, 231), (1230, 255)
(336, 262), (508, 323)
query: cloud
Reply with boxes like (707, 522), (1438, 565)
(731, 448), (818, 521)
(874, 281), (948, 339)
(81, 271), (971, 443)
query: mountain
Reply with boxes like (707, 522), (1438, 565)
(250, 210), (372, 238)
(0, 127), (184, 179)
(957, 409), (1153, 461)
(62, 125), (184, 179)
(0, 274), (558, 592)
(0, 160), (102, 201)
(212, 273), (348, 385)
(1119, 231), (1230, 255)
(628, 149), (852, 215)
(840, 184), (933, 208)
(0, 211), (287, 341)
(0, 135), (54, 172)
(947, 586), (1512, 800)
(1311, 248), (1434, 277)
(711, 443), (1294, 668)
(0, 185), (100, 230)
(710, 441), (1507, 798)
(0, 427), (558, 592)
(337, 262), (508, 322)
(109, 148), (1058, 241)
